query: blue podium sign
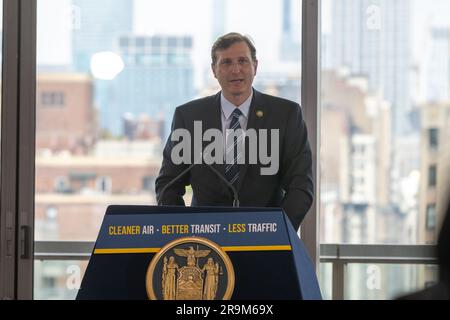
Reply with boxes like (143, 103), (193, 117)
(77, 205), (322, 300)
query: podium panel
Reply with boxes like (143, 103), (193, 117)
(77, 205), (322, 300)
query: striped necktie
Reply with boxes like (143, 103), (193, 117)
(225, 108), (244, 188)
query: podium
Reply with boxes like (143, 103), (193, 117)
(76, 205), (322, 300)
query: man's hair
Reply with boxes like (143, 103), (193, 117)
(211, 32), (257, 65)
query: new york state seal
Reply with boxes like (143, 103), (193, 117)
(146, 237), (235, 300)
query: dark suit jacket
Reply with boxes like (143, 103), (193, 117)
(155, 89), (314, 230)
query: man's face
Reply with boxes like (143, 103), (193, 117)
(212, 41), (258, 103)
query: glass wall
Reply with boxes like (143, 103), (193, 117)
(34, 0), (302, 299)
(318, 262), (333, 300)
(32, 0), (448, 300)
(34, 260), (88, 300)
(344, 263), (438, 299)
(320, 0), (450, 246)
(320, 0), (450, 298)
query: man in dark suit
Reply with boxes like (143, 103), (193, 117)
(155, 33), (313, 230)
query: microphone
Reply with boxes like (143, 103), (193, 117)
(204, 160), (240, 207)
(157, 152), (240, 207)
(157, 163), (194, 206)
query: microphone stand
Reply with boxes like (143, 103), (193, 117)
(158, 161), (240, 207)
(158, 163), (194, 206)
(205, 163), (240, 207)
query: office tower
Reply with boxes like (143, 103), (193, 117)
(324, 0), (416, 237)
(321, 70), (392, 244)
(327, 0), (411, 136)
(424, 28), (450, 102)
(211, 0), (226, 42)
(104, 35), (195, 136)
(280, 0), (301, 61)
(254, 73), (301, 104)
(71, 0), (134, 138)
(71, 0), (133, 72)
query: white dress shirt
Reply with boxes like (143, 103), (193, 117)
(220, 91), (252, 156)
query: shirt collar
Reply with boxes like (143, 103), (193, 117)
(220, 90), (253, 121)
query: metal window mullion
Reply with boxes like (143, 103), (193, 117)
(301, 0), (321, 270)
(16, 0), (36, 300)
(332, 260), (345, 300)
(0, 0), (20, 300)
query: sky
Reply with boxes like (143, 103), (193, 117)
(35, 0), (299, 87)
(33, 0), (450, 87)
(412, 0), (450, 61)
(37, 0), (73, 65)
(36, 0), (290, 66)
(133, 0), (302, 86)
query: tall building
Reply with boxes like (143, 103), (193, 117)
(323, 0), (416, 232)
(105, 34), (195, 136)
(320, 70), (423, 299)
(419, 101), (450, 244)
(321, 70), (393, 243)
(417, 101), (450, 288)
(71, 0), (134, 139)
(280, 0), (301, 61)
(71, 0), (133, 72)
(424, 28), (450, 102)
(211, 0), (226, 42)
(326, 0), (411, 136)
(254, 70), (301, 103)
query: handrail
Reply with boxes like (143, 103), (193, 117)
(34, 242), (439, 300)
(34, 241), (438, 263)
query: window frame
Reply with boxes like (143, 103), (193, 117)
(0, 0), (36, 299)
(0, 0), (320, 298)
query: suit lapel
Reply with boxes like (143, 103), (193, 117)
(201, 92), (225, 177)
(237, 89), (269, 193)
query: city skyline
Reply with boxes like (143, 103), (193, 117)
(34, 0), (450, 233)
(29, 0), (450, 299)
(36, 0), (450, 94)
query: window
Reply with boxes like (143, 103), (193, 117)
(320, 0), (450, 246)
(42, 276), (56, 288)
(136, 37), (145, 47)
(2, 0), (444, 301)
(96, 176), (112, 194)
(34, 5), (303, 304)
(36, 0), (302, 245)
(41, 91), (65, 107)
(45, 206), (58, 220)
(167, 36), (177, 48)
(428, 128), (439, 150)
(142, 176), (155, 192)
(426, 204), (436, 230)
(54, 176), (70, 193)
(428, 165), (437, 187)
(119, 37), (129, 48)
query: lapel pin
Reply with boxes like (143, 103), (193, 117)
(256, 110), (264, 118)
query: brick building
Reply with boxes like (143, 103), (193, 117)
(36, 73), (97, 155)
